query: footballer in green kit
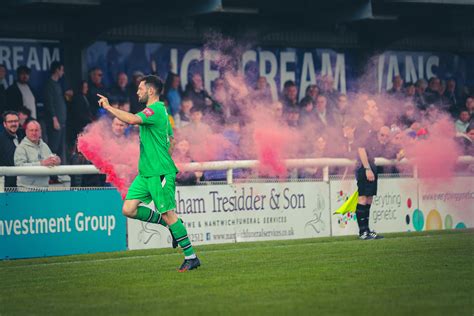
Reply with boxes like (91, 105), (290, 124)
(97, 75), (200, 272)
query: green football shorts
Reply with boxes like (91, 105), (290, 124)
(125, 173), (177, 214)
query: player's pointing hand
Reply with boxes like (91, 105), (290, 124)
(97, 94), (111, 109)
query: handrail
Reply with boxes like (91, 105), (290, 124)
(0, 156), (472, 184)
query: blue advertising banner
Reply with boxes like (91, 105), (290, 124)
(370, 51), (470, 93)
(86, 41), (358, 101)
(0, 38), (62, 104)
(0, 189), (126, 259)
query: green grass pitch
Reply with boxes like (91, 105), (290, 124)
(0, 230), (472, 315)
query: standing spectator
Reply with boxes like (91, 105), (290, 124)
(109, 72), (129, 103)
(6, 66), (36, 118)
(455, 110), (471, 133)
(14, 120), (60, 189)
(465, 96), (474, 118)
(184, 73), (213, 112)
(0, 111), (24, 188)
(164, 72), (182, 117)
(87, 67), (107, 118)
(286, 107), (300, 128)
(280, 80), (298, 110)
(111, 117), (129, 140)
(68, 81), (92, 145)
(44, 61), (67, 163)
(128, 71), (144, 114)
(0, 64), (7, 115)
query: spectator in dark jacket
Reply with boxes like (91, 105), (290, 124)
(68, 81), (93, 145)
(0, 111), (24, 187)
(87, 67), (108, 118)
(44, 61), (67, 162)
(0, 64), (7, 115)
(6, 65), (37, 118)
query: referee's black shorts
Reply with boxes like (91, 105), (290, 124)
(356, 164), (378, 197)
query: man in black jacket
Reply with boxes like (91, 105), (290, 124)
(6, 66), (37, 118)
(0, 111), (24, 188)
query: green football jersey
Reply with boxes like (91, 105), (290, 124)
(135, 101), (178, 176)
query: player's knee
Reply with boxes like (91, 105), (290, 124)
(122, 203), (136, 218)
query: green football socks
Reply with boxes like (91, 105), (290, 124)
(134, 205), (167, 226)
(169, 219), (195, 257)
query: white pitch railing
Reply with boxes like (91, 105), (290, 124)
(0, 156), (473, 184)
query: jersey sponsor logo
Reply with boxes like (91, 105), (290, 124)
(142, 108), (155, 117)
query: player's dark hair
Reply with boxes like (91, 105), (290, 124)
(141, 75), (164, 95)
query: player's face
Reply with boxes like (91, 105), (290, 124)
(137, 81), (148, 103)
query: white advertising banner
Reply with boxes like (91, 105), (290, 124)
(417, 177), (474, 231)
(330, 178), (419, 236)
(128, 181), (331, 250)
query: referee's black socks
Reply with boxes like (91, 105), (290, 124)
(356, 204), (370, 235)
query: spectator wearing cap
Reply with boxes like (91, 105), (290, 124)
(6, 65), (37, 118)
(128, 70), (144, 113)
(0, 111), (25, 187)
(87, 67), (108, 118)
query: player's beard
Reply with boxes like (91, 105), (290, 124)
(139, 94), (148, 103)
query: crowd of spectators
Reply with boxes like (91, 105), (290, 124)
(0, 62), (473, 188)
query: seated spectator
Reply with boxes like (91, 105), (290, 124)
(0, 111), (25, 187)
(372, 126), (402, 174)
(455, 109), (471, 133)
(465, 96), (474, 118)
(173, 138), (203, 185)
(14, 120), (60, 189)
(424, 77), (442, 108)
(174, 98), (193, 129)
(404, 82), (416, 102)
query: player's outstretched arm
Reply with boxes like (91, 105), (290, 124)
(97, 94), (142, 125)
